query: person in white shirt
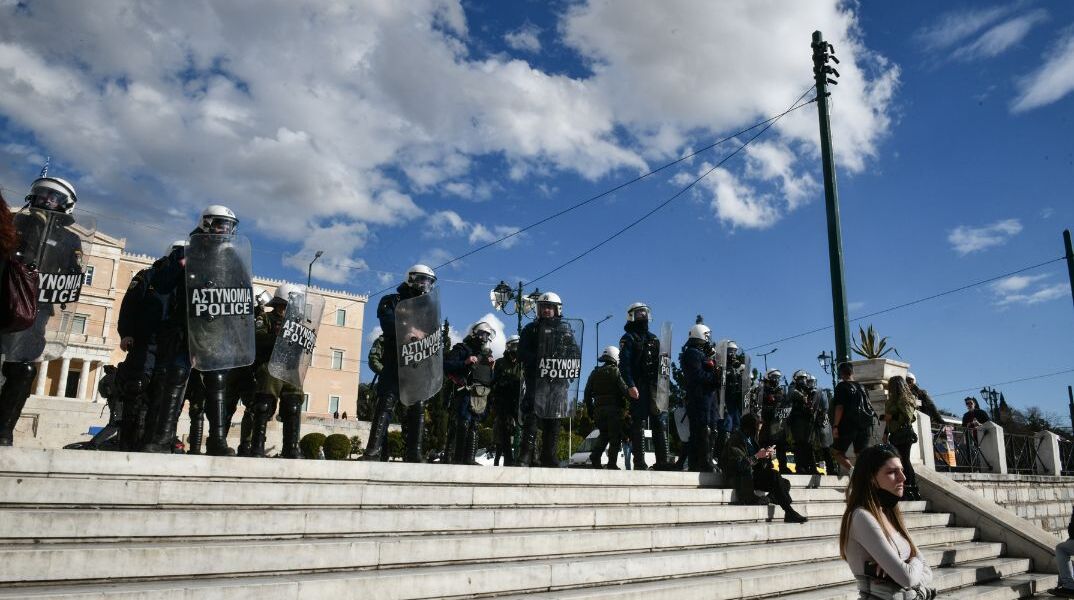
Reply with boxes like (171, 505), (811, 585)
(839, 444), (935, 599)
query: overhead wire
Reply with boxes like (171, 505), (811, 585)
(931, 367), (1074, 398)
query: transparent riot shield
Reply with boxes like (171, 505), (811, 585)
(185, 233), (255, 371)
(654, 321), (672, 412)
(533, 318), (582, 419)
(1, 304), (75, 362)
(267, 290), (325, 387)
(395, 287), (443, 406)
(469, 361), (494, 415)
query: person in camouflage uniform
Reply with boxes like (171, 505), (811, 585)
(491, 335), (522, 466)
(584, 346), (630, 469)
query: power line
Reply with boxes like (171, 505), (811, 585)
(931, 367), (1074, 398)
(524, 89), (818, 287)
(743, 256), (1067, 352)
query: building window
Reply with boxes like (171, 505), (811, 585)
(83, 265), (95, 287)
(71, 314), (88, 335)
(331, 349), (344, 370)
(335, 308), (346, 326)
(329, 395), (340, 414)
(302, 394), (309, 412)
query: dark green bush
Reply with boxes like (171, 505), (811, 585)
(386, 430), (404, 459)
(323, 434), (351, 460)
(349, 435), (363, 457)
(299, 432), (327, 459)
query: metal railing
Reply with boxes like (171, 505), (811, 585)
(931, 424), (990, 473)
(1060, 438), (1074, 476)
(1004, 432), (1043, 475)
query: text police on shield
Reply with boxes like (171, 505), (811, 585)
(189, 287), (253, 318)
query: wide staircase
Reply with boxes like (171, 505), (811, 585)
(0, 448), (1057, 599)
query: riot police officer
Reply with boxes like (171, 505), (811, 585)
(361, 265), (440, 463)
(584, 346), (630, 469)
(680, 324), (720, 472)
(759, 369), (791, 474)
(787, 370), (817, 474)
(444, 321), (496, 465)
(248, 283), (307, 458)
(0, 175), (84, 446)
(714, 340), (747, 463)
(142, 206), (249, 456)
(806, 374), (836, 475)
(490, 335), (522, 466)
(234, 288), (271, 456)
(618, 303), (673, 470)
(518, 292), (580, 468)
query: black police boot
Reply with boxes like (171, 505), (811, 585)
(249, 394), (277, 458)
(690, 428), (714, 473)
(589, 448), (602, 469)
(278, 395), (303, 459)
(451, 419), (470, 465)
(652, 418), (677, 471)
(236, 410), (255, 457)
(713, 429), (729, 468)
(202, 372), (235, 456)
(222, 392), (242, 440)
(403, 404), (425, 463)
(629, 424), (647, 470)
(186, 415), (204, 455)
(539, 418), (560, 468)
(142, 367), (189, 453)
(466, 425), (479, 465)
(516, 414), (538, 467)
(0, 362), (37, 446)
(361, 391), (395, 461)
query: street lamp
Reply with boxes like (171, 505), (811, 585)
(490, 280), (539, 334)
(757, 347), (778, 374)
(980, 386), (1000, 420)
(594, 314), (613, 358)
(817, 350), (836, 389)
(307, 250), (324, 290)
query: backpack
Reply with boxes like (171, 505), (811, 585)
(844, 381), (876, 430)
(0, 258), (39, 334)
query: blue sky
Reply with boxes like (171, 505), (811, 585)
(1, 1), (1072, 421)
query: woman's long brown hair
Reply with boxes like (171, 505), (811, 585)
(0, 190), (18, 260)
(838, 445), (919, 560)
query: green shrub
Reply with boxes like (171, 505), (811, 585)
(386, 430), (404, 459)
(299, 432), (327, 459)
(323, 434), (351, 460)
(349, 435), (364, 457)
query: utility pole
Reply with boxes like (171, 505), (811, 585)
(1068, 385), (1073, 433)
(812, 31), (851, 366)
(1064, 230), (1074, 314)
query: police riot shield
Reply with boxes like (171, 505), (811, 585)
(267, 290), (325, 387)
(812, 390), (834, 448)
(1, 304), (76, 362)
(469, 361), (494, 415)
(533, 318), (582, 419)
(654, 322), (672, 412)
(395, 287), (443, 406)
(185, 233), (256, 372)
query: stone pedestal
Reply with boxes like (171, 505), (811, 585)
(979, 421), (1008, 474)
(1034, 431), (1062, 476)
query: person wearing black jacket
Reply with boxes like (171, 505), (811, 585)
(831, 362), (875, 473)
(360, 264), (437, 462)
(1048, 507), (1074, 597)
(491, 335), (522, 466)
(444, 322), (496, 465)
(720, 412), (808, 523)
(618, 302), (673, 470)
(680, 324), (720, 472)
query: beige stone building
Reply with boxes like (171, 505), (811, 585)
(29, 228), (366, 418)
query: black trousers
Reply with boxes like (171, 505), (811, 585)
(892, 441), (918, 491)
(590, 405), (624, 466)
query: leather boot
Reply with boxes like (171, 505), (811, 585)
(361, 390), (395, 461)
(279, 395), (302, 459)
(539, 418), (560, 468)
(652, 417), (676, 470)
(467, 424), (479, 465)
(201, 372), (234, 456)
(186, 414), (204, 455)
(689, 427), (714, 473)
(714, 429), (729, 468)
(403, 404), (425, 463)
(517, 414), (538, 467)
(249, 394), (276, 458)
(142, 366), (189, 453)
(237, 410), (255, 457)
(119, 382), (145, 452)
(0, 362), (37, 446)
(629, 422), (647, 470)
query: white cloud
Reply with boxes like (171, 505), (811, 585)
(425, 210), (522, 249)
(915, 6), (1015, 51)
(1012, 28), (1074, 112)
(947, 219), (1023, 255)
(952, 9), (1048, 61)
(695, 165), (780, 230)
(427, 210), (469, 236)
(991, 275), (1067, 306)
(505, 24), (542, 53)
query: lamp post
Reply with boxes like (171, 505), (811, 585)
(758, 347), (778, 374)
(594, 314), (613, 358)
(490, 280), (540, 334)
(307, 250), (324, 290)
(979, 386), (999, 420)
(817, 350), (836, 390)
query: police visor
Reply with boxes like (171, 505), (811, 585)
(408, 273), (436, 292)
(205, 217), (237, 234)
(26, 186), (69, 211)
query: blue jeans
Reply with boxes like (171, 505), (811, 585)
(1058, 538), (1074, 590)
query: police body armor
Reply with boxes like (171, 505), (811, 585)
(533, 318), (582, 419)
(185, 233), (255, 371)
(394, 287), (443, 406)
(267, 290), (325, 388)
(470, 361), (493, 415)
(2, 209), (95, 362)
